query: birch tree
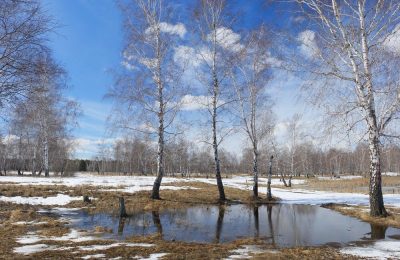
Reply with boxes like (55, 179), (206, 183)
(113, 0), (186, 199)
(232, 26), (274, 198)
(290, 0), (400, 217)
(0, 0), (52, 112)
(195, 0), (240, 201)
(11, 56), (78, 177)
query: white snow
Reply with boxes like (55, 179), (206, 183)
(1, 173), (399, 209)
(382, 172), (400, 176)
(0, 194), (80, 206)
(317, 175), (363, 180)
(225, 245), (270, 259)
(14, 244), (56, 255)
(12, 221), (48, 225)
(341, 240), (400, 259)
(16, 229), (96, 245)
(17, 232), (42, 244)
(0, 173), (198, 193)
(82, 254), (106, 259)
(52, 229), (97, 242)
(138, 253), (169, 260)
(78, 243), (154, 251)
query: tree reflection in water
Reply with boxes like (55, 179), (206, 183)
(214, 206), (225, 243)
(152, 210), (163, 238)
(370, 224), (387, 239)
(267, 204), (276, 246)
(253, 206), (259, 238)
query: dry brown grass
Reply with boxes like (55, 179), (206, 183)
(298, 176), (400, 194)
(322, 203), (400, 229)
(254, 246), (359, 260)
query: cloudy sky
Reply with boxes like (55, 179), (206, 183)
(41, 0), (326, 159)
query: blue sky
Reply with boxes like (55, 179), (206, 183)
(42, 0), (317, 159)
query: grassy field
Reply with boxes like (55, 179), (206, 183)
(276, 175), (400, 194)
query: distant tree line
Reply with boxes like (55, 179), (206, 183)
(44, 138), (399, 179)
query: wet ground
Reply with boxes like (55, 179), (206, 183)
(41, 204), (400, 247)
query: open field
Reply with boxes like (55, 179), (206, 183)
(293, 176), (400, 194)
(0, 172), (400, 259)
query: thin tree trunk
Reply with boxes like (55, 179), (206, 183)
(211, 22), (225, 202)
(32, 148), (36, 176)
(44, 135), (49, 177)
(151, 35), (164, 200)
(252, 147), (259, 198)
(151, 107), (164, 199)
(267, 155), (273, 200)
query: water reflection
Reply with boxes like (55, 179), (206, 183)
(214, 206), (225, 243)
(152, 211), (162, 237)
(60, 204), (400, 247)
(370, 224), (388, 239)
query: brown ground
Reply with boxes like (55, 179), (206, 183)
(1, 176), (397, 259)
(322, 203), (400, 229)
(292, 176), (400, 194)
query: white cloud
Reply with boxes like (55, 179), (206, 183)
(181, 95), (210, 110)
(121, 61), (136, 71)
(173, 45), (214, 68)
(208, 27), (244, 53)
(297, 30), (319, 58)
(145, 22), (187, 39)
(174, 46), (201, 68)
(139, 57), (157, 69)
(383, 24), (400, 54)
(179, 94), (226, 111)
(72, 137), (117, 159)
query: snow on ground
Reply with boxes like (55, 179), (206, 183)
(12, 221), (48, 225)
(205, 175), (400, 208)
(78, 243), (154, 251)
(382, 172), (400, 176)
(193, 176), (305, 189)
(1, 173), (399, 208)
(14, 244), (57, 255)
(138, 253), (169, 260)
(268, 188), (400, 207)
(15, 229), (155, 256)
(317, 175), (363, 180)
(0, 172), (301, 190)
(341, 240), (400, 259)
(0, 194), (81, 206)
(224, 245), (272, 259)
(16, 229), (96, 245)
(81, 254), (106, 259)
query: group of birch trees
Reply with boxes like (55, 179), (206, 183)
(112, 0), (275, 201)
(0, 0), (78, 176)
(113, 0), (400, 217)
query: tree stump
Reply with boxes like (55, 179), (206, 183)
(119, 197), (128, 218)
(83, 195), (91, 203)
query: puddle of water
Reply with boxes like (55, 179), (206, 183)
(42, 204), (400, 247)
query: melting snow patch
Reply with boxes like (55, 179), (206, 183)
(16, 233), (42, 244)
(14, 244), (56, 255)
(78, 242), (154, 251)
(341, 240), (400, 259)
(12, 221), (48, 225)
(0, 194), (80, 205)
(138, 253), (169, 260)
(225, 245), (268, 259)
(82, 254), (106, 259)
(16, 229), (96, 245)
(52, 229), (96, 242)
